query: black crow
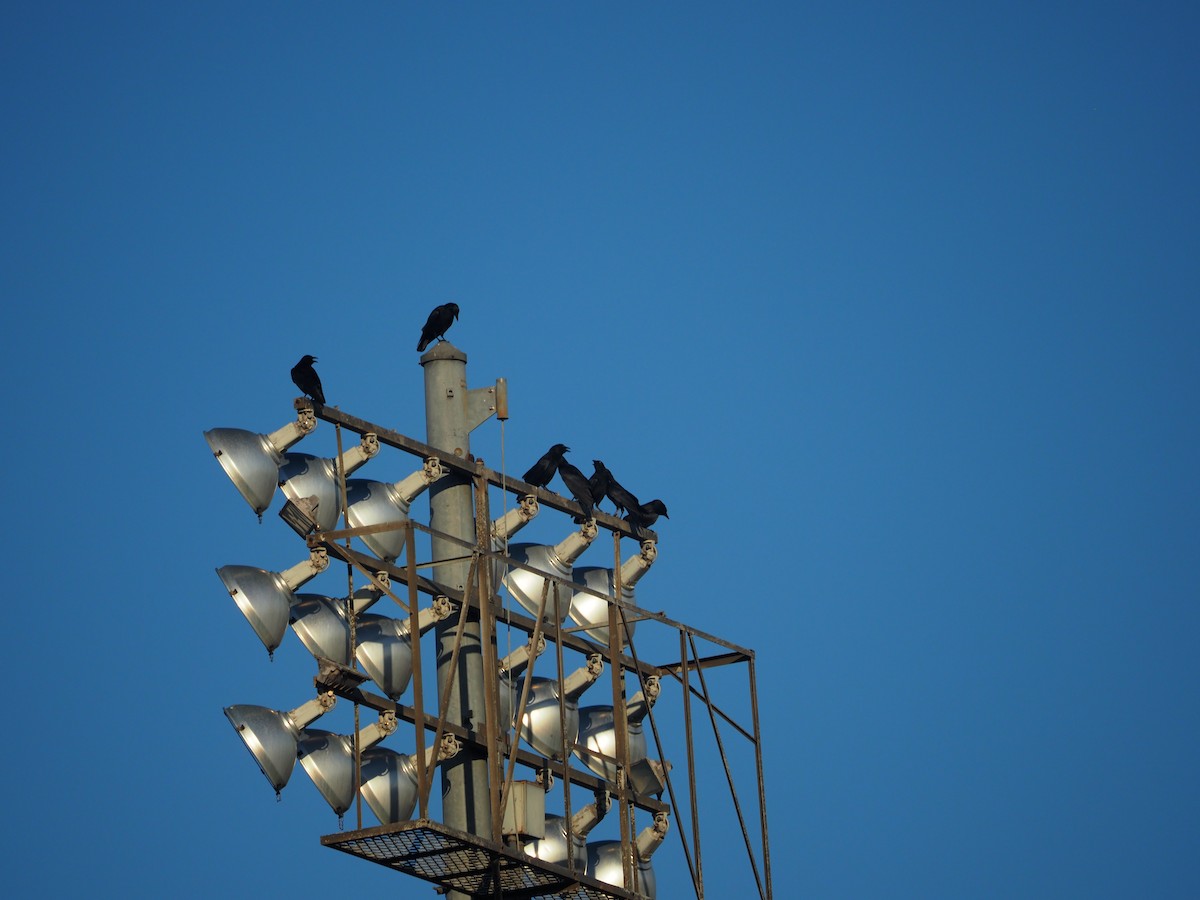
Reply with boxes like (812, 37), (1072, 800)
(556, 459), (595, 523)
(290, 355), (325, 404)
(588, 460), (614, 511)
(417, 302), (460, 351)
(523, 443), (569, 488)
(625, 499), (669, 530)
(604, 470), (641, 516)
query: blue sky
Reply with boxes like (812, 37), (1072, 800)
(4, 3), (1198, 897)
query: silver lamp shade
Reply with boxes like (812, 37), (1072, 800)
(296, 714), (395, 816)
(358, 736), (459, 825)
(586, 841), (657, 899)
(353, 615), (419, 699)
(344, 479), (411, 561)
(524, 815), (587, 873)
(205, 428), (285, 517)
(217, 566), (294, 656)
(278, 435), (378, 532)
(224, 693), (335, 793)
(574, 705), (650, 783)
(568, 544), (657, 646)
(289, 585), (385, 664)
(523, 796), (609, 874)
(217, 552), (328, 657)
(515, 658), (603, 760)
(354, 598), (450, 698)
(503, 525), (596, 623)
(204, 413), (315, 518)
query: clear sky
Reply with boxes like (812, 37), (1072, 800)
(4, 2), (1198, 898)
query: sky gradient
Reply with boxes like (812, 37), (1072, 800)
(4, 3), (1198, 897)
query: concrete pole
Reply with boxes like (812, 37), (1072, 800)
(421, 342), (492, 885)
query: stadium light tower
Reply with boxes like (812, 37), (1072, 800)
(208, 338), (773, 900)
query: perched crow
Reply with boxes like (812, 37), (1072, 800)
(417, 302), (460, 351)
(625, 499), (669, 530)
(523, 443), (569, 488)
(588, 460), (614, 511)
(290, 355), (325, 404)
(604, 470), (641, 516)
(556, 459), (595, 523)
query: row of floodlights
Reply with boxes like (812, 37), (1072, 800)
(227, 595), (665, 786)
(227, 692), (668, 896)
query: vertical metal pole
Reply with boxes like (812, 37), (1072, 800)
(422, 343), (491, 893)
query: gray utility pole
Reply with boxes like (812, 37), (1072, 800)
(421, 341), (498, 898)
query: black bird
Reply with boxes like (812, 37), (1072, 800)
(290, 355), (325, 404)
(417, 302), (460, 351)
(625, 499), (669, 530)
(588, 460), (614, 511)
(604, 470), (641, 516)
(523, 443), (569, 488)
(556, 459), (595, 523)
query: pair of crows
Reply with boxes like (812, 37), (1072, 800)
(289, 302), (460, 405)
(522, 444), (669, 531)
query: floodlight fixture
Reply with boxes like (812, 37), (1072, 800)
(296, 711), (398, 816)
(523, 792), (611, 874)
(569, 540), (658, 646)
(204, 406), (317, 520)
(575, 676), (662, 784)
(289, 574), (391, 664)
(344, 457), (449, 561)
(502, 519), (599, 623)
(359, 733), (462, 825)
(224, 691), (336, 795)
(586, 812), (671, 899)
(489, 494), (539, 584)
(278, 432), (381, 531)
(354, 595), (453, 698)
(217, 548), (330, 658)
(494, 635), (547, 727)
(517, 654), (605, 760)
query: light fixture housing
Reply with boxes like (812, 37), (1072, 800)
(204, 407), (317, 519)
(345, 457), (448, 561)
(574, 677), (661, 783)
(523, 793), (610, 874)
(586, 813), (670, 899)
(569, 541), (657, 646)
(296, 711), (397, 815)
(217, 548), (329, 657)
(224, 692), (336, 794)
(515, 655), (604, 760)
(503, 520), (598, 623)
(359, 735), (461, 824)
(288, 578), (389, 664)
(353, 596), (453, 698)
(277, 433), (380, 531)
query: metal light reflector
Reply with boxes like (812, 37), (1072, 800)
(224, 692), (336, 794)
(288, 580), (388, 664)
(523, 795), (610, 874)
(515, 655), (604, 760)
(353, 597), (452, 698)
(586, 813), (670, 900)
(344, 458), (448, 561)
(568, 541), (657, 646)
(277, 433), (379, 531)
(575, 677), (661, 783)
(359, 735), (461, 825)
(296, 712), (397, 815)
(217, 549), (329, 657)
(203, 408), (316, 518)
(503, 521), (598, 623)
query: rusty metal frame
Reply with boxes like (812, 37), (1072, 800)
(289, 401), (772, 899)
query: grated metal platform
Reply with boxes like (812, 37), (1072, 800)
(321, 819), (644, 900)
